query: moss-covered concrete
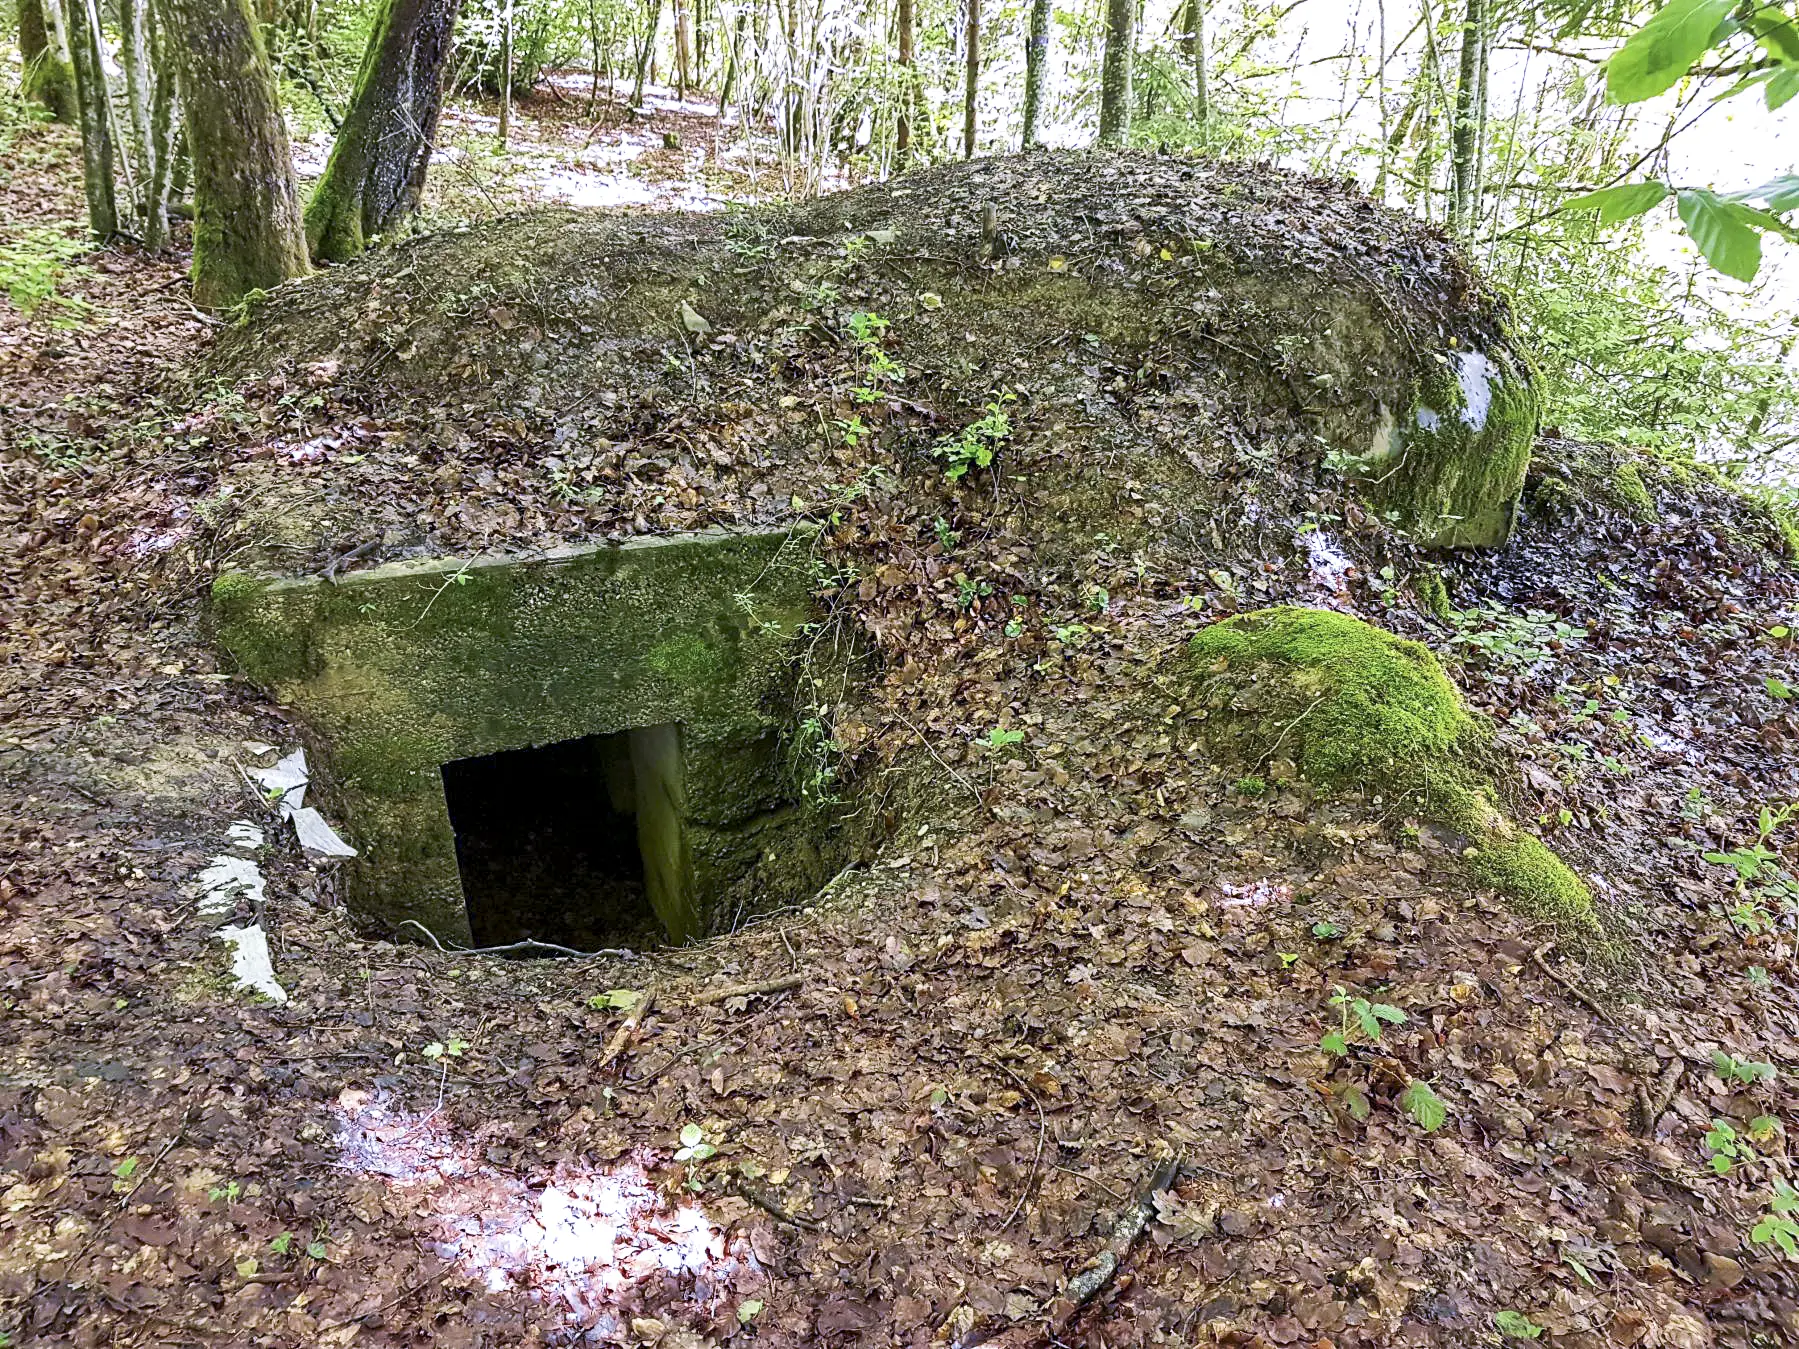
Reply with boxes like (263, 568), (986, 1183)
(206, 152), (1541, 561)
(1358, 347), (1541, 548)
(212, 527), (837, 945)
(1188, 606), (1598, 931)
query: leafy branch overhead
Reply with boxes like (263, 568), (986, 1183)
(1567, 0), (1799, 278)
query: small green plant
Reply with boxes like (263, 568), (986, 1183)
(1320, 985), (1406, 1056)
(933, 516), (959, 550)
(1234, 775), (1268, 797)
(934, 390), (1016, 481)
(1311, 921), (1342, 940)
(1705, 1118), (1744, 1174)
(1447, 606), (1588, 671)
(0, 226), (92, 325)
(269, 1231), (295, 1255)
(984, 727), (1024, 749)
(586, 989), (641, 1012)
(111, 1156), (140, 1192)
(209, 1179), (243, 1203)
(1398, 1079), (1447, 1132)
(1752, 1181), (1799, 1258)
(1714, 1049), (1777, 1088)
(1495, 1309), (1545, 1340)
(422, 1037), (470, 1060)
(674, 1123), (717, 1190)
(1704, 802), (1799, 939)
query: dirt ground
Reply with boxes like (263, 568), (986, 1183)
(6, 78), (1799, 1349)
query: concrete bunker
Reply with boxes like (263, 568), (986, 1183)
(212, 529), (841, 950)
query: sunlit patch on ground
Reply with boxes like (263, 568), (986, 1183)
(334, 1089), (762, 1340)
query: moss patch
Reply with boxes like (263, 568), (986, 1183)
(1359, 348), (1541, 549)
(1188, 606), (1598, 931)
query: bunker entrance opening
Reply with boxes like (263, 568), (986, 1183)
(441, 727), (689, 951)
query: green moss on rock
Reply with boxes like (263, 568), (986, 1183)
(1189, 606), (1598, 930)
(1359, 347), (1540, 549)
(1412, 569), (1452, 622)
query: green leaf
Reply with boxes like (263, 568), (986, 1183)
(1769, 676), (1793, 700)
(1567, 181), (1670, 224)
(306, 1240), (329, 1259)
(1677, 189), (1763, 282)
(113, 1156), (139, 1179)
(738, 1299), (765, 1323)
(269, 1232), (294, 1255)
(1399, 1080), (1448, 1132)
(680, 1123), (704, 1148)
(1320, 1031), (1349, 1057)
(1370, 1003), (1407, 1025)
(1606, 0), (1736, 104)
(1769, 66), (1799, 110)
(1340, 1081), (1371, 1121)
(1496, 1309), (1546, 1339)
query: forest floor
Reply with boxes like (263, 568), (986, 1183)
(7, 77), (1799, 1349)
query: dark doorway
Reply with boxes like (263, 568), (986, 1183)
(441, 732), (670, 950)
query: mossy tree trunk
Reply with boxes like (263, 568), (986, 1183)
(1019, 0), (1049, 148)
(141, 9), (179, 250)
(1097, 0), (1133, 145)
(66, 0), (118, 238)
(303, 0), (459, 262)
(161, 0), (310, 307)
(1448, 0), (1485, 236)
(894, 0), (914, 154)
(1179, 0), (1208, 132)
(961, 0), (980, 158)
(19, 0), (77, 122)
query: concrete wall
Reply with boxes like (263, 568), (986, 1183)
(211, 528), (835, 946)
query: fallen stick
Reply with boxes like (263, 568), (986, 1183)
(594, 990), (657, 1074)
(1531, 942), (1618, 1027)
(728, 1176), (824, 1232)
(1636, 1058), (1685, 1137)
(1050, 1150), (1183, 1336)
(690, 973), (803, 1006)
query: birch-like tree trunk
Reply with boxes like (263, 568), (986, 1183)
(673, 0), (693, 96)
(160, 0), (310, 306)
(1096, 0), (1133, 145)
(1020, 0), (1049, 147)
(1449, 0), (1484, 235)
(304, 0), (460, 261)
(1179, 0), (1208, 131)
(66, 0), (118, 238)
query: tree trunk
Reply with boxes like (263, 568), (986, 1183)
(894, 0), (914, 154)
(632, 0), (660, 107)
(66, 0), (118, 238)
(961, 0), (979, 158)
(160, 0), (310, 307)
(719, 7), (746, 115)
(20, 0), (77, 122)
(304, 0), (459, 261)
(673, 0), (692, 97)
(1096, 0), (1133, 145)
(143, 14), (178, 251)
(1449, 0), (1483, 235)
(498, 0), (513, 147)
(1020, 0), (1049, 147)
(1180, 0), (1208, 130)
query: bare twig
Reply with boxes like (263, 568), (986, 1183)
(66, 1110), (189, 1283)
(594, 989), (657, 1075)
(1531, 941), (1618, 1027)
(396, 918), (635, 960)
(1051, 1151), (1183, 1336)
(690, 973), (804, 1006)
(991, 1060), (1048, 1231)
(729, 1176), (824, 1232)
(1636, 1059), (1685, 1137)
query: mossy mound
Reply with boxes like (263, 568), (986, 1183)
(1189, 606), (1598, 931)
(203, 151), (1539, 568)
